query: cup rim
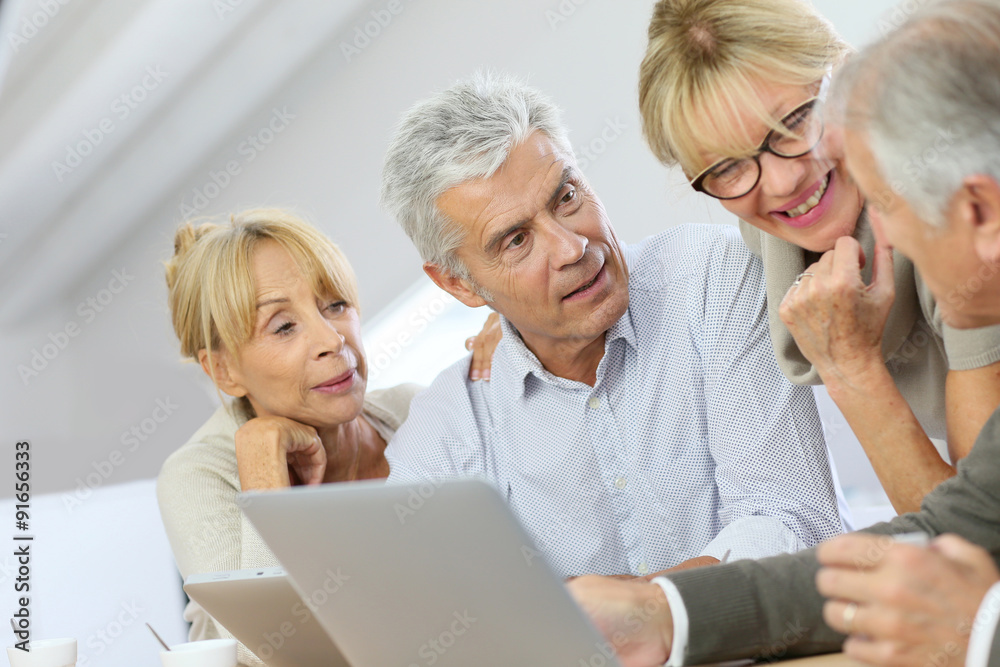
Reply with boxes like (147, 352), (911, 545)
(161, 638), (237, 654)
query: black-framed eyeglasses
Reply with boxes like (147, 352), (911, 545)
(690, 96), (826, 201)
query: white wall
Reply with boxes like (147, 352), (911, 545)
(1, 0), (901, 501)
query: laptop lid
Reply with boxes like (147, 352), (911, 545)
(183, 568), (350, 667)
(241, 478), (622, 666)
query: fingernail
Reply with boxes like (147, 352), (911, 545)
(482, 370), (490, 381)
(471, 370), (481, 380)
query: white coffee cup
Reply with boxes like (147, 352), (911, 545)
(6, 638), (77, 667)
(160, 638), (237, 667)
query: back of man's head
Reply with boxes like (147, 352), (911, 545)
(834, 0), (1000, 225)
(381, 71), (573, 279)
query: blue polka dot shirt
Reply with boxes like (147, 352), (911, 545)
(386, 224), (842, 578)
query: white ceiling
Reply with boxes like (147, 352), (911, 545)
(0, 0), (371, 323)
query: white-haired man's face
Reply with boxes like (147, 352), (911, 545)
(844, 127), (1000, 329)
(427, 130), (630, 354)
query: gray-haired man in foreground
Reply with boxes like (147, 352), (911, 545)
(570, 1), (1000, 666)
(379, 72), (844, 579)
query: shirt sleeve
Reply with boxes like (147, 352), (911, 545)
(698, 516), (805, 562)
(968, 582), (1000, 667)
(697, 229), (842, 557)
(385, 358), (489, 484)
(943, 323), (1000, 371)
(914, 269), (1000, 371)
(650, 576), (689, 667)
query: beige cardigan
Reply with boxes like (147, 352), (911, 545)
(157, 384), (421, 667)
(740, 214), (1000, 439)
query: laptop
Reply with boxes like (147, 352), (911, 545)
(241, 478), (623, 666)
(183, 567), (350, 667)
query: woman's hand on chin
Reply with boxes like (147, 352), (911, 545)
(779, 237), (896, 388)
(235, 416), (326, 491)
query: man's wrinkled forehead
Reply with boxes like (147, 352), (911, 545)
(437, 132), (579, 243)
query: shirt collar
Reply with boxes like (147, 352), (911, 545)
(495, 302), (638, 394)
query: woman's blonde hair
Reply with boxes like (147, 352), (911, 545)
(164, 208), (360, 389)
(639, 0), (851, 176)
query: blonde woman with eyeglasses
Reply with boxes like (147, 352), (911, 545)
(638, 0), (1000, 513)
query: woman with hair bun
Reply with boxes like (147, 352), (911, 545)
(638, 0), (1000, 514)
(157, 208), (496, 666)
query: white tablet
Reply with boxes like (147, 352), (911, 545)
(184, 567), (349, 667)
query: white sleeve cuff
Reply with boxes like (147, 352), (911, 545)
(967, 582), (1000, 667)
(651, 576), (689, 667)
(699, 515), (806, 563)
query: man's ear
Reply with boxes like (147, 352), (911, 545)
(960, 174), (1000, 266)
(197, 348), (248, 398)
(423, 262), (489, 308)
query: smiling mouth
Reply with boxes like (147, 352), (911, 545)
(312, 369), (355, 391)
(777, 173), (831, 219)
(564, 265), (604, 300)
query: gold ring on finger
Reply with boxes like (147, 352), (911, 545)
(842, 602), (859, 634)
(792, 271), (816, 287)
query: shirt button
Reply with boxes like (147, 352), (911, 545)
(638, 563), (649, 575)
(588, 397), (601, 409)
(614, 477), (627, 490)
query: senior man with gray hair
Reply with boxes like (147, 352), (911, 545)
(379, 71), (844, 579)
(569, 2), (1000, 666)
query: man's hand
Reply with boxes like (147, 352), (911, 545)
(817, 533), (999, 667)
(235, 416), (325, 491)
(567, 575), (674, 667)
(639, 556), (721, 581)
